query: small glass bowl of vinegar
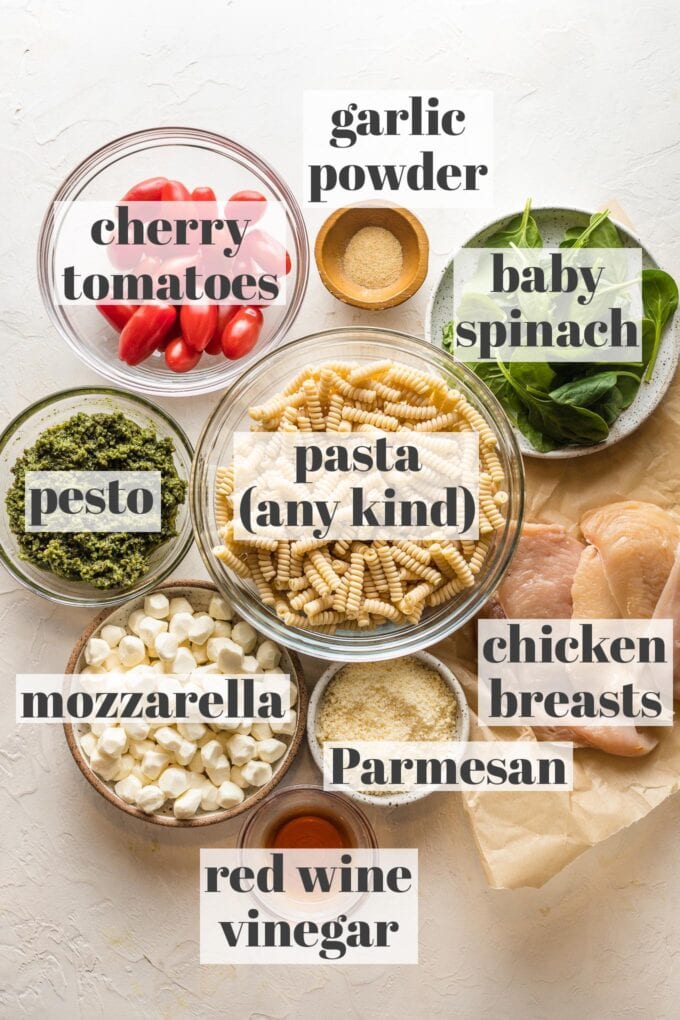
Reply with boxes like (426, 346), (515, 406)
(238, 785), (378, 850)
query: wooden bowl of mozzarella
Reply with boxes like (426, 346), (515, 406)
(64, 579), (307, 827)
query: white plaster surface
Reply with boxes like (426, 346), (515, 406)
(1, 1), (680, 1016)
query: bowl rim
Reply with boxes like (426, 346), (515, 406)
(62, 578), (308, 827)
(314, 204), (429, 310)
(423, 203), (678, 459)
(0, 386), (195, 607)
(305, 649), (470, 807)
(36, 125), (310, 398)
(190, 325), (525, 661)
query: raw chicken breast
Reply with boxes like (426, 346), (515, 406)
(653, 542), (680, 699)
(494, 522), (584, 619)
(580, 501), (679, 618)
(571, 545), (619, 618)
(534, 724), (658, 757)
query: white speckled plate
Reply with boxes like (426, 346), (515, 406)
(425, 207), (680, 458)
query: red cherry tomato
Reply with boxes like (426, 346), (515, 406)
(246, 228), (290, 276)
(192, 186), (217, 203)
(158, 330), (180, 353)
(179, 304), (218, 352)
(118, 304), (177, 365)
(160, 180), (191, 202)
(226, 189), (267, 224)
(120, 176), (168, 202)
(205, 306), (238, 353)
(165, 336), (202, 372)
(96, 303), (138, 332)
(221, 306), (263, 360)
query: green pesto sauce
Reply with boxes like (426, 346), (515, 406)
(6, 412), (186, 589)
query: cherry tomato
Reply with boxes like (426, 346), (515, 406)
(179, 304), (218, 352)
(205, 306), (238, 353)
(96, 303), (138, 331)
(120, 176), (168, 202)
(118, 304), (176, 365)
(165, 336), (202, 372)
(226, 189), (267, 224)
(191, 186), (217, 203)
(221, 306), (263, 360)
(160, 180), (191, 202)
(246, 228), (291, 275)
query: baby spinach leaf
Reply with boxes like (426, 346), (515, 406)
(549, 372), (619, 407)
(484, 198), (542, 249)
(559, 210), (620, 249)
(642, 268), (678, 381)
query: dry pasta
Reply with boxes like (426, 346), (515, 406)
(212, 359), (508, 632)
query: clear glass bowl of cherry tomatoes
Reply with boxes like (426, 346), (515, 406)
(38, 127), (309, 397)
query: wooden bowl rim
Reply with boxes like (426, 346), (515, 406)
(63, 578), (308, 828)
(314, 205), (429, 310)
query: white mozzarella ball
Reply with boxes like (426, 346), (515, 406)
(89, 721), (107, 737)
(188, 750), (205, 774)
(129, 737), (155, 759)
(188, 613), (215, 645)
(80, 665), (106, 679)
(122, 720), (150, 742)
(209, 594), (233, 621)
(229, 765), (248, 789)
(154, 632), (179, 662)
(90, 747), (119, 781)
(236, 719), (253, 735)
(98, 726), (127, 757)
(85, 637), (110, 667)
(173, 787), (203, 819)
(175, 739), (198, 767)
(113, 754), (136, 781)
(207, 636), (241, 667)
(250, 721), (272, 741)
(101, 624), (126, 648)
(226, 733), (256, 766)
(155, 726), (183, 754)
(217, 781), (245, 808)
(242, 655), (261, 674)
(115, 774), (143, 804)
(205, 755), (231, 786)
(127, 609), (146, 636)
(104, 651), (124, 672)
(137, 616), (168, 652)
(192, 642), (208, 665)
(140, 748), (171, 780)
(131, 765), (152, 787)
(80, 730), (98, 758)
(256, 738), (287, 764)
(270, 710), (297, 737)
(158, 766), (190, 799)
(136, 785), (165, 813)
(168, 612), (194, 642)
(144, 592), (170, 620)
(215, 640), (245, 673)
(212, 621), (232, 638)
(200, 739), (224, 770)
(169, 596), (194, 617)
(178, 722), (207, 742)
(118, 635), (146, 668)
(201, 782), (221, 811)
(170, 646), (197, 674)
(231, 622), (257, 654)
(240, 759), (273, 787)
(255, 640), (282, 670)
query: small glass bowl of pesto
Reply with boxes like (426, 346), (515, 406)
(0, 388), (194, 607)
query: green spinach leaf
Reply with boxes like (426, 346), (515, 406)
(484, 198), (542, 248)
(642, 268), (678, 381)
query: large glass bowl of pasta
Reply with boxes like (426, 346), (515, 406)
(191, 328), (524, 661)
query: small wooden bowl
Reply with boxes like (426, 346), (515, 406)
(314, 205), (429, 310)
(64, 578), (307, 828)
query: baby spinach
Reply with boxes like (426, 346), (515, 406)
(559, 210), (621, 249)
(642, 268), (678, 381)
(483, 197), (542, 248)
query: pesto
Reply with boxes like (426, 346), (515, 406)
(6, 412), (186, 589)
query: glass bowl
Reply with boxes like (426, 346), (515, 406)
(0, 388), (194, 607)
(37, 126), (309, 398)
(238, 785), (378, 849)
(191, 328), (524, 661)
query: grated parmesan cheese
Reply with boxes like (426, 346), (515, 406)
(316, 656), (458, 744)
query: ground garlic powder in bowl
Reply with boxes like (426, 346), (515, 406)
(343, 226), (403, 289)
(316, 656), (458, 744)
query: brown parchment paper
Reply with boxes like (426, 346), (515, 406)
(433, 343), (680, 890)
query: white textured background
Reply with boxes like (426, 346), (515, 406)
(2, 1), (680, 1017)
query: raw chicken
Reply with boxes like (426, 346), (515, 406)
(571, 545), (619, 618)
(492, 522), (584, 619)
(580, 501), (679, 618)
(653, 542), (680, 699)
(534, 724), (658, 757)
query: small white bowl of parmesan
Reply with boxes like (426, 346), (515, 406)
(306, 651), (470, 807)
